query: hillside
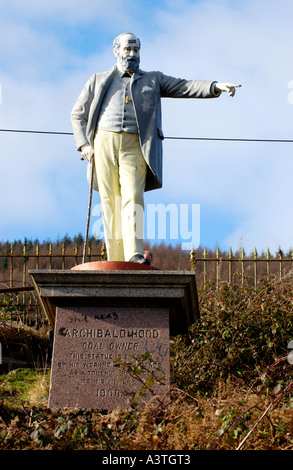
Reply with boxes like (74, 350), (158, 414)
(0, 275), (292, 450)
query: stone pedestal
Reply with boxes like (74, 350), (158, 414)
(30, 262), (199, 410)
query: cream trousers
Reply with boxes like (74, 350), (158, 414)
(94, 130), (147, 261)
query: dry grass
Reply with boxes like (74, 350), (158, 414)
(0, 278), (293, 450)
(0, 368), (292, 450)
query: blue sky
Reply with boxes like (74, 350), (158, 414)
(1, 0), (293, 254)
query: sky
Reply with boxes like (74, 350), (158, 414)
(1, 0), (293, 255)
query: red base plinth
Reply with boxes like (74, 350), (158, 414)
(71, 261), (159, 271)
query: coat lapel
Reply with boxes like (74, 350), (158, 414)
(87, 66), (116, 145)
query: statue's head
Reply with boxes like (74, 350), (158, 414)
(113, 33), (140, 73)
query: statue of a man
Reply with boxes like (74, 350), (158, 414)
(71, 32), (240, 264)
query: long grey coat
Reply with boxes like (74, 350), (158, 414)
(71, 65), (219, 192)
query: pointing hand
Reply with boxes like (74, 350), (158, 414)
(215, 82), (241, 97)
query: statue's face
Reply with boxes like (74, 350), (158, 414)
(114, 34), (140, 72)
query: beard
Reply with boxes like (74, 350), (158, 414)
(117, 54), (140, 73)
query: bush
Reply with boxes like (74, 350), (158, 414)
(0, 277), (293, 450)
(172, 277), (293, 397)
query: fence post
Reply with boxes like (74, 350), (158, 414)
(216, 247), (220, 290)
(266, 248), (271, 281)
(254, 248), (258, 287)
(190, 246), (196, 271)
(36, 242), (39, 270)
(203, 247), (207, 288)
(101, 243), (107, 261)
(23, 241), (27, 286)
(279, 250), (283, 280)
(49, 243), (52, 270)
(23, 241), (27, 304)
(10, 243), (14, 288)
(241, 247), (245, 287)
(62, 243), (65, 270)
(228, 247), (233, 284)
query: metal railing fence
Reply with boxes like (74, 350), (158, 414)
(0, 240), (105, 328)
(1, 241), (293, 327)
(0, 240), (106, 288)
(190, 247), (293, 289)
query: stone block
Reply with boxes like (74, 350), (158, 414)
(30, 263), (200, 410)
(48, 305), (169, 410)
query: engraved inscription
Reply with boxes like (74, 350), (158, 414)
(60, 328), (160, 338)
(49, 306), (170, 409)
(97, 389), (121, 398)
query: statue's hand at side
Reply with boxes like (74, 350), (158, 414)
(81, 145), (94, 160)
(215, 82), (241, 97)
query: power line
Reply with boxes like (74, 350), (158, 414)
(0, 128), (293, 143)
(165, 136), (293, 143)
(0, 128), (73, 135)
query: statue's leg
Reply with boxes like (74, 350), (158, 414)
(118, 132), (147, 262)
(94, 130), (124, 261)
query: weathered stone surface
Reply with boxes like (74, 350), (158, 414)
(29, 263), (200, 410)
(29, 265), (199, 336)
(49, 305), (170, 410)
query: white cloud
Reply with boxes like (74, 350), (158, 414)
(140, 0), (293, 252)
(2, 0), (130, 25)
